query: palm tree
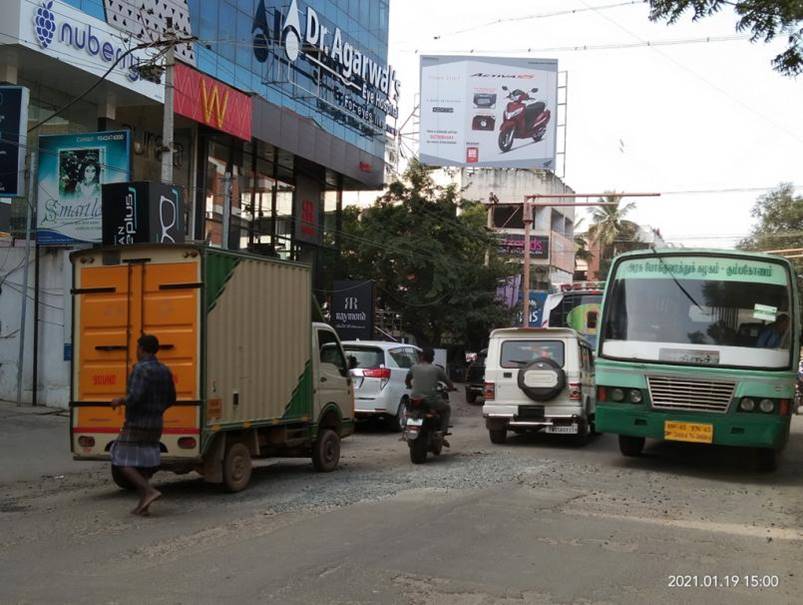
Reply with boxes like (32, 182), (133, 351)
(587, 193), (640, 259)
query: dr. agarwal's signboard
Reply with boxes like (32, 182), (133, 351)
(251, 0), (400, 137)
(419, 55), (558, 169)
(2, 0), (164, 102)
(37, 130), (131, 245)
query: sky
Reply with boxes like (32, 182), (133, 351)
(386, 0), (803, 248)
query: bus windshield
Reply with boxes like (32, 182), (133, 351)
(601, 255), (793, 370)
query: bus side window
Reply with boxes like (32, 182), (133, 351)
(587, 311), (598, 330)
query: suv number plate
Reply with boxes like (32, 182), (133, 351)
(546, 424), (578, 434)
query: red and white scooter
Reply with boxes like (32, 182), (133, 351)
(497, 86), (551, 153)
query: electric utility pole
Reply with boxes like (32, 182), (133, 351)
(161, 19), (176, 184)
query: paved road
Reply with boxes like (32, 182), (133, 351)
(1, 390), (801, 604)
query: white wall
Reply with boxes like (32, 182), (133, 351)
(0, 245), (71, 408)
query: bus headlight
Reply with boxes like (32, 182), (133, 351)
(739, 398), (756, 412)
(759, 399), (775, 413)
(628, 389), (643, 404)
(611, 388), (625, 402)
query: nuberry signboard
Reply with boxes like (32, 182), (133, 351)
(7, 0), (164, 102)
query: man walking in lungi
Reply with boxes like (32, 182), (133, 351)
(111, 334), (176, 515)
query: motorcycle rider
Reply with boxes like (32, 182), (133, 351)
(405, 348), (455, 445)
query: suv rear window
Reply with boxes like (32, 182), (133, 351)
(500, 340), (565, 368)
(343, 346), (385, 368)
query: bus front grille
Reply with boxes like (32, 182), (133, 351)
(647, 376), (735, 413)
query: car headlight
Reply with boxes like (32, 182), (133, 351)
(611, 388), (625, 402)
(740, 398), (756, 412)
(759, 399), (775, 413)
(628, 389), (643, 404)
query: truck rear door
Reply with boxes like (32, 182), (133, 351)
(72, 251), (202, 460)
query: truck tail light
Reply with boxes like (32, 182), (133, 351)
(78, 436), (95, 447)
(178, 437), (197, 449)
(569, 383), (581, 401)
(484, 382), (495, 400)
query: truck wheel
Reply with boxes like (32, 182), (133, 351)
(755, 448), (779, 472)
(618, 435), (645, 457)
(312, 429), (341, 472)
(409, 438), (428, 464)
(466, 390), (477, 404)
(489, 428), (507, 444)
(111, 465), (135, 490)
(222, 442), (252, 492)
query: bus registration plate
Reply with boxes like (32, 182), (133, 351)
(665, 421), (713, 444)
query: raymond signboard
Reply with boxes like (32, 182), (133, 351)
(0, 86), (29, 198)
(332, 280), (374, 340)
(101, 181), (184, 245)
(174, 63), (252, 141)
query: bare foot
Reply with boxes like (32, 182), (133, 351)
(136, 490), (162, 515)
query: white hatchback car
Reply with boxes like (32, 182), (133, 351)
(342, 341), (422, 431)
(482, 328), (596, 444)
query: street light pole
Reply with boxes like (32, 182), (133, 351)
(16, 151), (36, 406)
(521, 196), (533, 328)
(160, 23), (176, 184)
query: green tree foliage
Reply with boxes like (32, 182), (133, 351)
(587, 193), (641, 278)
(334, 161), (514, 348)
(739, 184), (803, 277)
(646, 0), (803, 76)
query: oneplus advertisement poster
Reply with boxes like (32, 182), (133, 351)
(419, 56), (558, 169)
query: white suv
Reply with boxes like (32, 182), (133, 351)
(342, 341), (422, 431)
(482, 328), (596, 444)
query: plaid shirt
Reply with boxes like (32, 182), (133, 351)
(120, 355), (176, 442)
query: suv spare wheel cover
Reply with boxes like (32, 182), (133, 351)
(517, 357), (566, 401)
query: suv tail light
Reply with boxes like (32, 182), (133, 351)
(484, 382), (495, 400)
(363, 367), (391, 389)
(569, 382), (581, 401)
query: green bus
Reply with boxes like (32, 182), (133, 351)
(595, 249), (800, 470)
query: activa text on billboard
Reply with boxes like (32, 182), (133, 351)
(419, 56), (558, 169)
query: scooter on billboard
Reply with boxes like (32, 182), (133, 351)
(497, 86), (551, 153)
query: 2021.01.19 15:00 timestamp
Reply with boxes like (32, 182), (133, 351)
(668, 575), (780, 589)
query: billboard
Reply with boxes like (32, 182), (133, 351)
(332, 280), (375, 340)
(0, 86), (29, 198)
(102, 182), (185, 246)
(499, 234), (549, 259)
(37, 131), (131, 244)
(419, 55), (558, 169)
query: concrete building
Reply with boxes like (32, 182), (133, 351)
(457, 167), (577, 288)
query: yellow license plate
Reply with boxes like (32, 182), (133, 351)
(664, 421), (713, 444)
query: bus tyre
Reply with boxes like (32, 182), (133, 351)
(489, 428), (507, 444)
(312, 429), (341, 472)
(618, 435), (645, 457)
(222, 442), (253, 492)
(755, 448), (779, 472)
(111, 465), (135, 490)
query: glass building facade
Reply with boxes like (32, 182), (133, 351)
(188, 0), (391, 159)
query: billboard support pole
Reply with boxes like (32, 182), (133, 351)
(521, 197), (533, 328)
(16, 151), (36, 407)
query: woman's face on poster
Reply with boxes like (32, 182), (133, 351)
(83, 164), (97, 184)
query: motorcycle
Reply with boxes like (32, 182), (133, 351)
(497, 86), (551, 153)
(403, 382), (452, 464)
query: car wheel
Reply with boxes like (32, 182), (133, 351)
(222, 442), (253, 492)
(574, 420), (592, 446)
(392, 399), (408, 433)
(489, 428), (507, 444)
(312, 429), (341, 472)
(618, 435), (645, 457)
